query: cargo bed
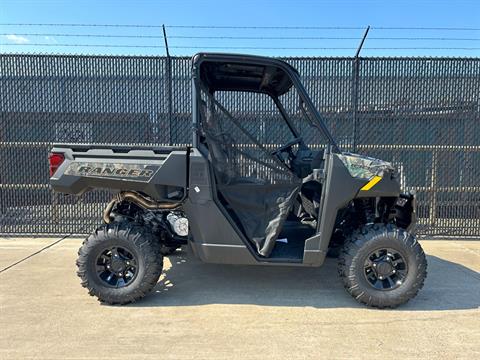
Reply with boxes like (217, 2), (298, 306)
(49, 144), (189, 202)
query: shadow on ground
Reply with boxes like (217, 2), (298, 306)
(131, 252), (480, 311)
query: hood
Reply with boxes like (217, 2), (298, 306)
(338, 152), (395, 179)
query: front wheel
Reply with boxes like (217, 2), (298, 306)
(76, 222), (164, 305)
(338, 224), (427, 309)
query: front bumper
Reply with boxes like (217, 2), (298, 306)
(395, 191), (417, 233)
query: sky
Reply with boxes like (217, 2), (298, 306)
(0, 0), (479, 57)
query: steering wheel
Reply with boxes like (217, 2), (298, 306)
(271, 137), (303, 164)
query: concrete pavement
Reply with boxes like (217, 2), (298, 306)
(0, 237), (479, 359)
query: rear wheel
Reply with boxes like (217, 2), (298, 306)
(338, 224), (427, 308)
(76, 222), (163, 305)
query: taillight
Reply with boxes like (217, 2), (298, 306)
(49, 152), (65, 177)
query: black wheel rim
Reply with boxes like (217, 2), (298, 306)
(95, 246), (138, 288)
(363, 248), (408, 291)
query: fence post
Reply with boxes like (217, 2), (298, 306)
(351, 26), (370, 152)
(162, 24), (173, 146)
(429, 149), (438, 227)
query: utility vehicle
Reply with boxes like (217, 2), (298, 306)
(49, 53), (427, 308)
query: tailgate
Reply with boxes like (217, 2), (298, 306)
(50, 144), (189, 202)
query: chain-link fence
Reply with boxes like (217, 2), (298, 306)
(1, 54), (479, 236)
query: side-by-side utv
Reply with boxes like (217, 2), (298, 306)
(49, 53), (427, 308)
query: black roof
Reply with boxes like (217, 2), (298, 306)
(192, 53), (299, 96)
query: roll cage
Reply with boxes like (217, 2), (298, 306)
(190, 53), (344, 258)
(191, 53), (340, 153)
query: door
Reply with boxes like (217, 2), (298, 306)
(198, 89), (304, 257)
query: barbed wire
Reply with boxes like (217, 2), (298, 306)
(1, 23), (480, 55)
(0, 43), (167, 48)
(169, 25), (480, 31)
(0, 23), (164, 28)
(2, 43), (480, 50)
(373, 27), (480, 31)
(0, 33), (165, 39)
(0, 23), (479, 31)
(1, 33), (479, 41)
(170, 36), (480, 41)
(167, 25), (365, 30)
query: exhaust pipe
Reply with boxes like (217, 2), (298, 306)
(103, 191), (180, 223)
